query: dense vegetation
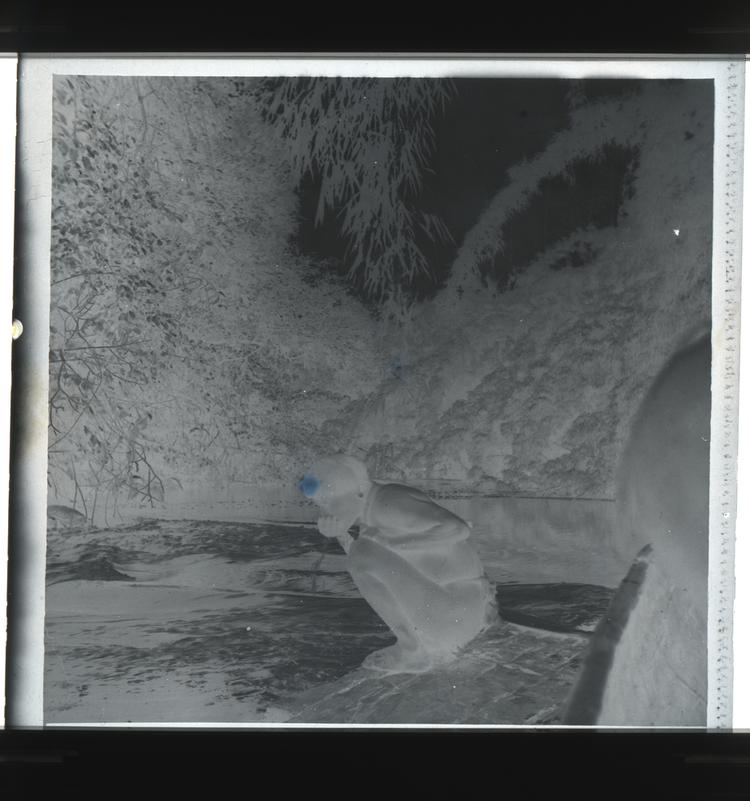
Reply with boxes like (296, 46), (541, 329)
(48, 76), (712, 522)
(255, 77), (454, 311)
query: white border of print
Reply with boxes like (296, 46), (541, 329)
(0, 54), (18, 730)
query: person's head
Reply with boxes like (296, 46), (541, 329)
(297, 455), (372, 522)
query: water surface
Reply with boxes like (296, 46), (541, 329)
(45, 498), (621, 724)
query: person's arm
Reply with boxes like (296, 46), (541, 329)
(318, 514), (355, 554)
(368, 487), (470, 548)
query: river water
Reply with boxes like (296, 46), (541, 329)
(44, 496), (625, 724)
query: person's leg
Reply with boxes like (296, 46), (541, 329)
(348, 537), (424, 670)
(348, 536), (493, 669)
(349, 567), (430, 672)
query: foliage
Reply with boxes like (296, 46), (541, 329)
(49, 76), (265, 522)
(49, 76), (705, 519)
(254, 77), (454, 310)
(48, 75), (381, 523)
(451, 87), (646, 289)
(341, 81), (714, 498)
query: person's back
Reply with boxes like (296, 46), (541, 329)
(360, 482), (488, 586)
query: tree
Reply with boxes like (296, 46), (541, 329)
(255, 77), (454, 312)
(451, 84), (646, 290)
(49, 76), (247, 523)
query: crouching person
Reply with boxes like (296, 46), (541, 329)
(299, 455), (497, 673)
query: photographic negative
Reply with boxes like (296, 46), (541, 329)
(13, 58), (741, 726)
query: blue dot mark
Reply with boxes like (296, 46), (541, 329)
(298, 473), (320, 497)
(388, 355), (404, 380)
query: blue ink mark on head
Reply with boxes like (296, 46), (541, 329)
(298, 473), (320, 497)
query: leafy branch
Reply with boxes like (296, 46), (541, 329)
(255, 77), (455, 308)
(452, 88), (647, 288)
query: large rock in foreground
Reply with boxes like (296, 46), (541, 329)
(287, 621), (589, 725)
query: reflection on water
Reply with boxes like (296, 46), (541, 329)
(44, 496), (624, 724)
(446, 495), (627, 587)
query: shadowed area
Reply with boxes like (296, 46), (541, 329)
(495, 583), (613, 634)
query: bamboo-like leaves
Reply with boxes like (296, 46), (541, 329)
(453, 89), (647, 288)
(256, 77), (454, 306)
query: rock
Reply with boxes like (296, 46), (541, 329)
(47, 505), (88, 531)
(287, 620), (589, 725)
(563, 335), (711, 726)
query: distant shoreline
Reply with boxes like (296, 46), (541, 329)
(48, 489), (617, 530)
